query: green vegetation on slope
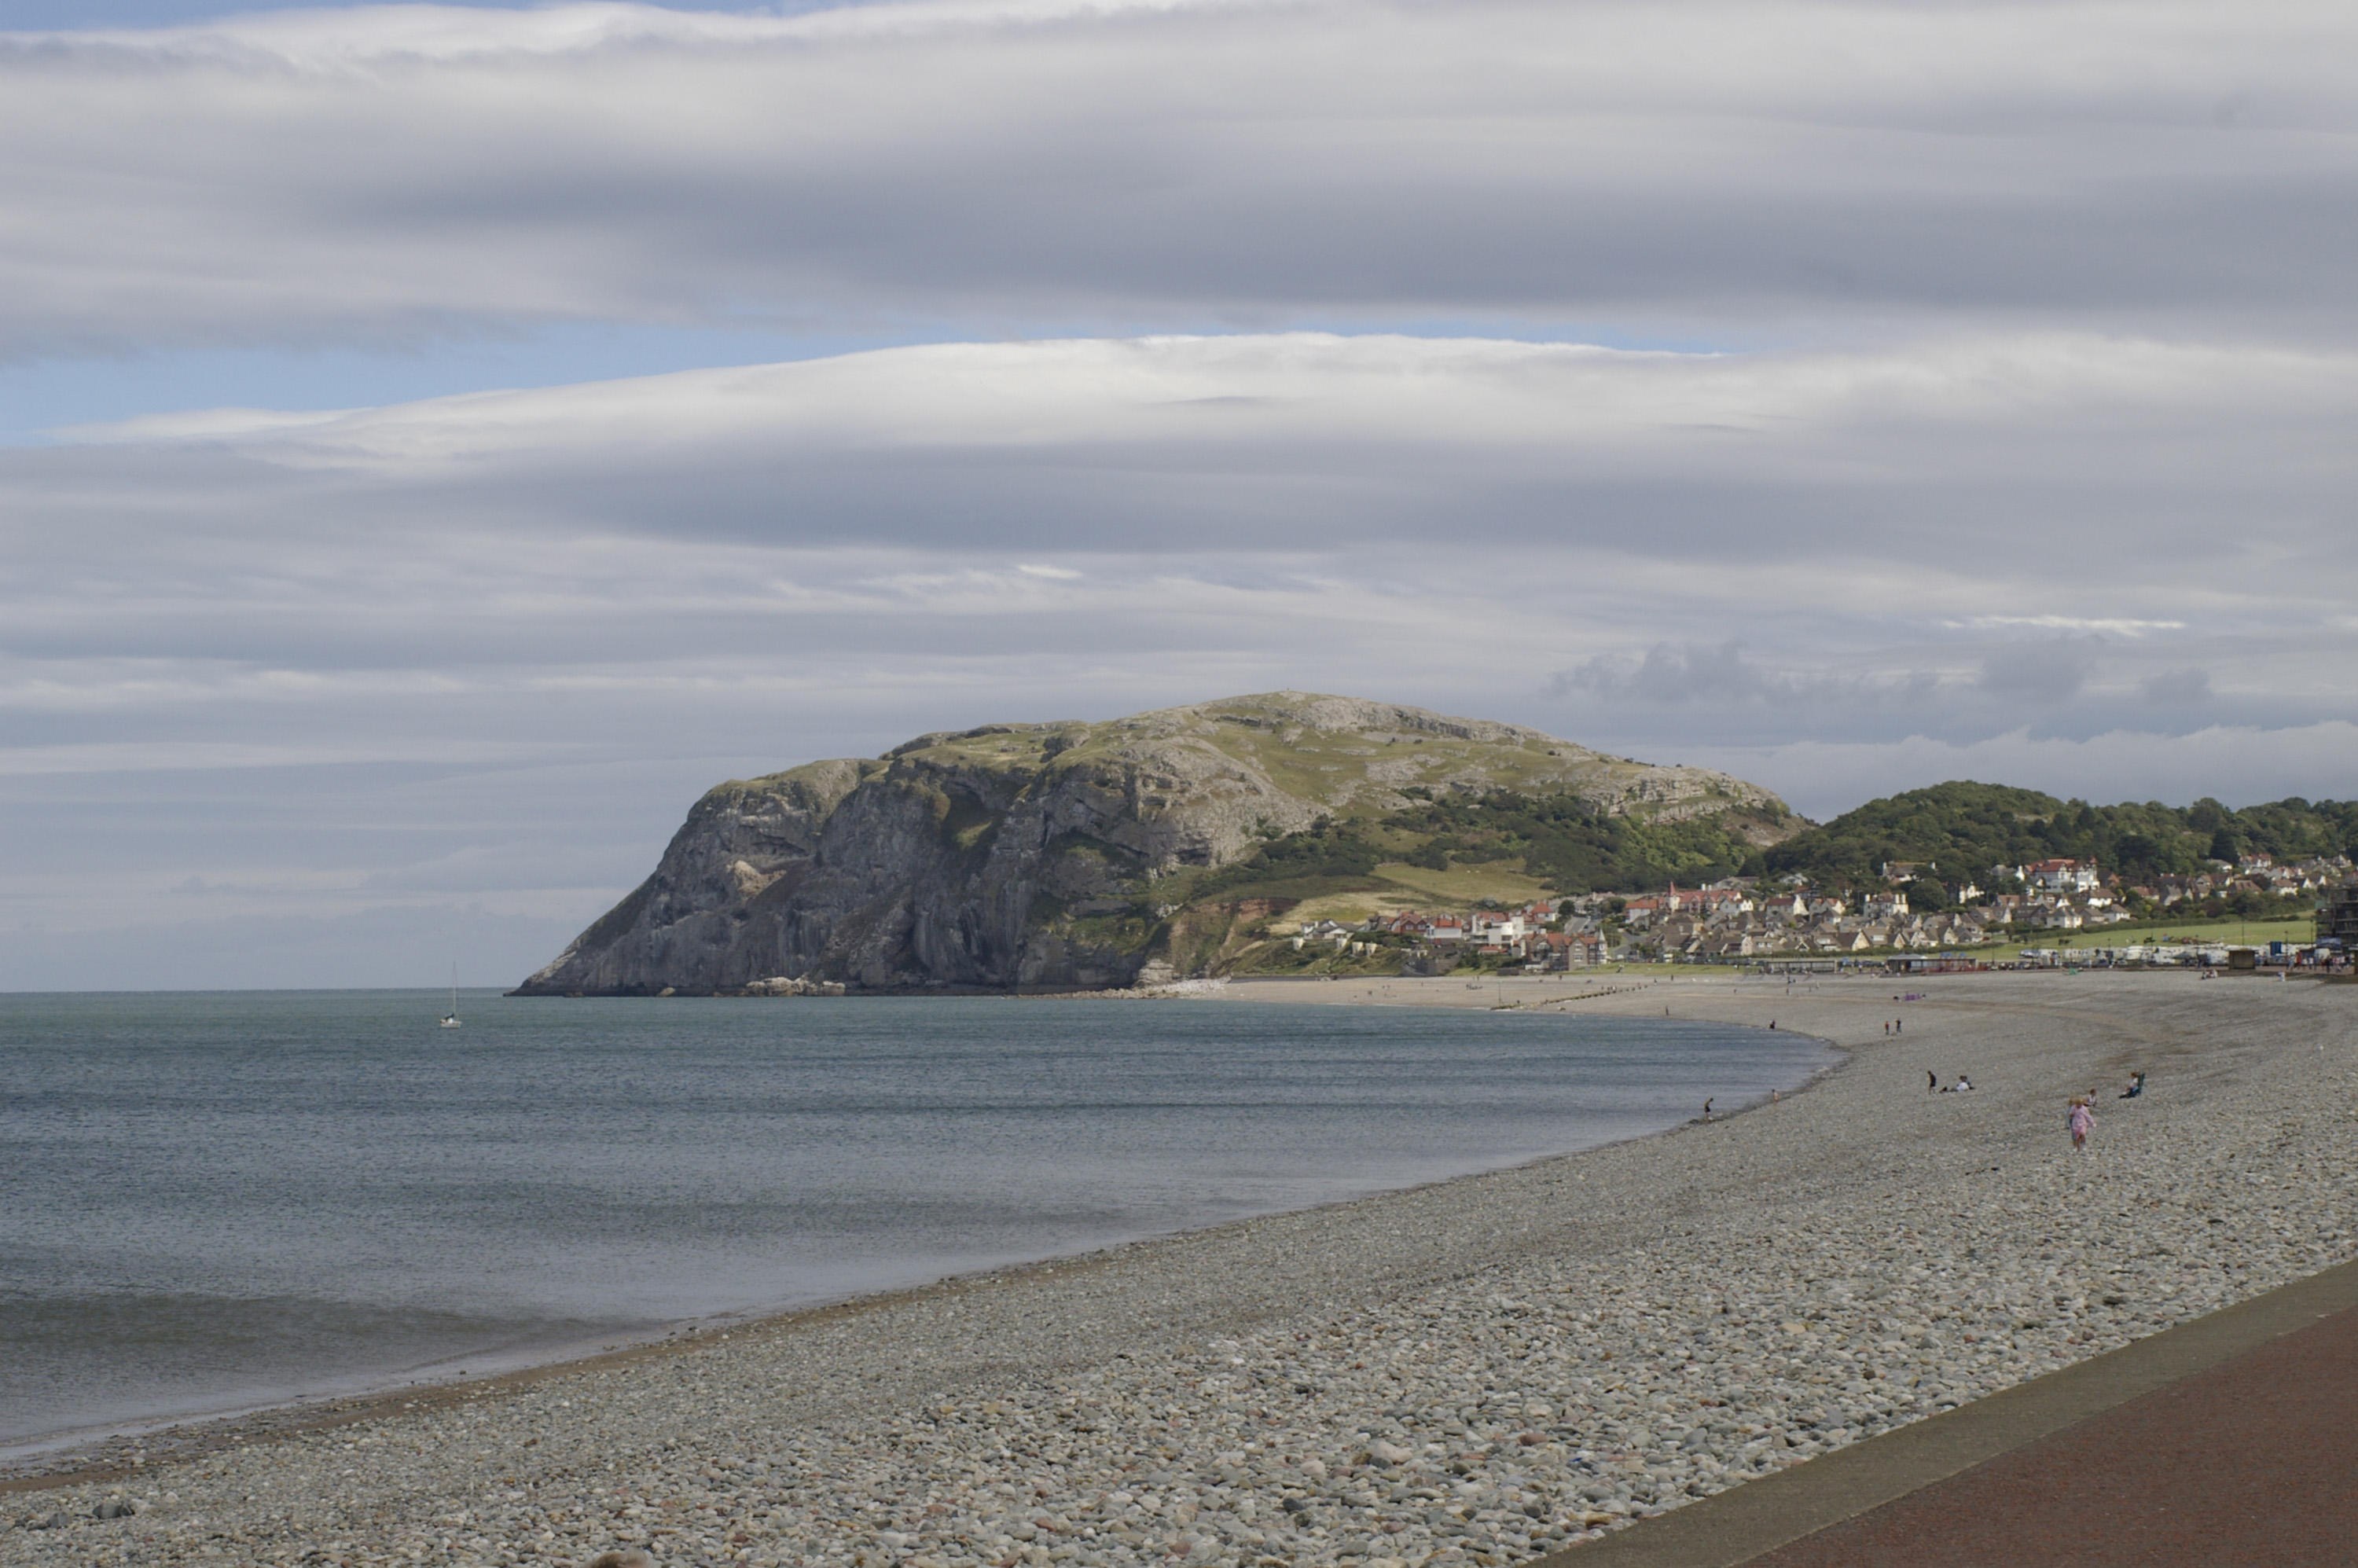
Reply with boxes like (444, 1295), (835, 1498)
(1165, 788), (1779, 908)
(1762, 782), (2358, 890)
(1389, 788), (1783, 889)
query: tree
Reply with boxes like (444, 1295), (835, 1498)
(1901, 878), (1951, 912)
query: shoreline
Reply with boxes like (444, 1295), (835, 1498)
(1, 992), (1827, 1482)
(8, 971), (2354, 1568)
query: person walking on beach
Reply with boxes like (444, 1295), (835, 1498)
(2067, 1096), (2094, 1151)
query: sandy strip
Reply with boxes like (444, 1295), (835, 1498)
(7, 971), (2355, 1568)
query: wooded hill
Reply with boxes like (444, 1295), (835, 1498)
(1182, 780), (2357, 911)
(1760, 783), (2358, 892)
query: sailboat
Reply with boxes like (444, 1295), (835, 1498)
(439, 964), (462, 1029)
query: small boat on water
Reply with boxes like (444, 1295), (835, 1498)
(439, 964), (461, 1029)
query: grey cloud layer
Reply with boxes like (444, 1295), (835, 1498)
(53, 333), (2358, 560)
(6, 0), (2357, 354)
(8, 333), (2350, 767)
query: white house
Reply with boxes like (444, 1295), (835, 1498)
(1469, 910), (1529, 942)
(2020, 858), (2100, 894)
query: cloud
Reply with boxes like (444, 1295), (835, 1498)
(1953, 615), (2187, 637)
(39, 332), (2358, 565)
(6, 1), (2358, 358)
(1681, 722), (2358, 825)
(11, 334), (2351, 696)
(28, 0), (1202, 64)
(1557, 642), (1777, 705)
(1978, 638), (2098, 703)
(45, 406), (362, 444)
(1554, 641), (1964, 719)
(1540, 632), (2297, 755)
(2, 336), (2349, 902)
(0, 901), (590, 992)
(2141, 666), (2215, 705)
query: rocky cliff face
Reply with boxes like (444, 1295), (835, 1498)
(514, 692), (1795, 994)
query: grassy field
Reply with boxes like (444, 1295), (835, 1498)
(1368, 859), (1556, 906)
(2022, 914), (2318, 949)
(1269, 859), (1559, 930)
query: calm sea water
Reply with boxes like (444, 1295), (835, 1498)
(0, 991), (1835, 1445)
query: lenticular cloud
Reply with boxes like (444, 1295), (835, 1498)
(21, 330), (2354, 700)
(4, 0), (2356, 355)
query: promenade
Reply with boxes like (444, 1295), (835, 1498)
(1559, 1250), (2358, 1566)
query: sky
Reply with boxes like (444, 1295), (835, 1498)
(3, 0), (2353, 989)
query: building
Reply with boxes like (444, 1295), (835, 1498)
(1861, 890), (1910, 921)
(2020, 858), (2101, 894)
(1468, 910), (1529, 943)
(2327, 881), (2358, 949)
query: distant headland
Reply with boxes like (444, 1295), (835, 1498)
(513, 693), (2355, 996)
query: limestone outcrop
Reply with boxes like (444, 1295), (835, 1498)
(513, 692), (1794, 994)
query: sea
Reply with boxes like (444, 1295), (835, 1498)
(0, 990), (1836, 1449)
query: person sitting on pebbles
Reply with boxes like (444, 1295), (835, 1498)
(2120, 1071), (2147, 1099)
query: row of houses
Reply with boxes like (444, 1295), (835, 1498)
(1279, 854), (2356, 970)
(2136, 855), (2350, 907)
(1371, 905), (1610, 968)
(1639, 903), (1993, 960)
(1288, 905), (1609, 968)
(1372, 903), (1561, 946)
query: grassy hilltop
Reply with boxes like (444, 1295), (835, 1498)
(522, 692), (1802, 993)
(879, 695), (1803, 979)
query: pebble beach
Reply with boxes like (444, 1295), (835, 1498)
(9, 971), (2355, 1568)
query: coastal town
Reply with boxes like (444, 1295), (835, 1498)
(1282, 853), (2358, 971)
